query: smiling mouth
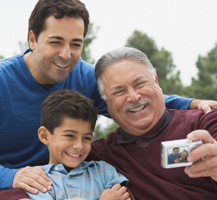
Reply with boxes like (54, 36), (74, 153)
(125, 98), (152, 113)
(66, 152), (81, 158)
(129, 105), (146, 112)
(54, 63), (70, 69)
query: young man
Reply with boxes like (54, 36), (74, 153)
(26, 89), (132, 200)
(0, 0), (107, 196)
(168, 147), (180, 164)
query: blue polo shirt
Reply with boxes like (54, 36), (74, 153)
(27, 161), (128, 200)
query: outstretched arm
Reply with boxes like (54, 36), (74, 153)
(164, 94), (217, 113)
(188, 99), (217, 113)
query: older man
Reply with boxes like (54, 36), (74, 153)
(88, 47), (217, 199)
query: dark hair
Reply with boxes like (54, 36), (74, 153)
(28, 0), (89, 42)
(41, 90), (97, 133)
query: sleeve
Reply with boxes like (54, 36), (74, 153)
(99, 161), (129, 188)
(0, 165), (19, 189)
(199, 108), (217, 139)
(164, 94), (194, 110)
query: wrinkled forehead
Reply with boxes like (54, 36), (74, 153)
(102, 59), (152, 78)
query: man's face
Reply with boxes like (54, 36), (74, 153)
(101, 60), (165, 136)
(28, 15), (84, 85)
(180, 151), (187, 159)
(45, 118), (92, 170)
(173, 148), (179, 155)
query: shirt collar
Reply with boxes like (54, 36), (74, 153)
(43, 161), (94, 175)
(117, 109), (172, 147)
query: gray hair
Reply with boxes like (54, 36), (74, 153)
(95, 47), (156, 100)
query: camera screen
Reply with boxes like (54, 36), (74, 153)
(161, 139), (202, 168)
(167, 146), (189, 165)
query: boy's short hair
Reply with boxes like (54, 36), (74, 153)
(41, 90), (97, 133)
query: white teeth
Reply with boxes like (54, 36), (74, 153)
(129, 105), (145, 112)
(56, 64), (68, 69)
(67, 152), (80, 157)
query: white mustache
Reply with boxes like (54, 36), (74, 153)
(123, 98), (152, 111)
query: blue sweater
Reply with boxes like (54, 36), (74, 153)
(0, 49), (192, 189)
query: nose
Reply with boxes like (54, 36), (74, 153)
(59, 45), (71, 60)
(73, 138), (83, 150)
(127, 89), (141, 102)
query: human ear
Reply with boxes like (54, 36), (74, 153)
(38, 126), (49, 145)
(155, 74), (159, 85)
(28, 30), (36, 51)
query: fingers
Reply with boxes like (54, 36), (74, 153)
(111, 184), (130, 199)
(13, 166), (52, 194)
(99, 184), (130, 200)
(187, 130), (216, 162)
(196, 100), (217, 113)
(199, 104), (211, 113)
(185, 155), (217, 181)
(19, 199), (31, 200)
(110, 183), (122, 191)
(185, 130), (217, 181)
(187, 130), (216, 144)
(187, 130), (217, 162)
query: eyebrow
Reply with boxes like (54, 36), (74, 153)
(133, 76), (145, 83)
(110, 77), (145, 91)
(63, 129), (93, 136)
(48, 36), (83, 42)
(111, 85), (124, 91)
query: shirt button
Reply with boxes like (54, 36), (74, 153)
(54, 166), (59, 171)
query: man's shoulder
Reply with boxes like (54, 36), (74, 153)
(168, 108), (217, 130)
(168, 108), (204, 119)
(169, 108), (217, 119)
(75, 58), (94, 71)
(0, 55), (19, 67)
(0, 51), (26, 70)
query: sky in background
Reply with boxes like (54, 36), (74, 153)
(0, 0), (217, 86)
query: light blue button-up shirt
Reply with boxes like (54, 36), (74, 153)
(27, 161), (128, 200)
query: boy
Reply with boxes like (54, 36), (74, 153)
(26, 90), (131, 200)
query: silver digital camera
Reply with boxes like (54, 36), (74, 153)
(161, 139), (202, 169)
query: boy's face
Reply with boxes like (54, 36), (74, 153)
(39, 117), (93, 170)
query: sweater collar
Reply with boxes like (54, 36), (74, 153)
(117, 109), (171, 147)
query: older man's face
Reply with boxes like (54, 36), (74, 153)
(101, 60), (165, 136)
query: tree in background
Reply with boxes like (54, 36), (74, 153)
(184, 43), (217, 100)
(125, 30), (184, 95)
(93, 119), (118, 141)
(18, 41), (29, 52)
(81, 23), (99, 64)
